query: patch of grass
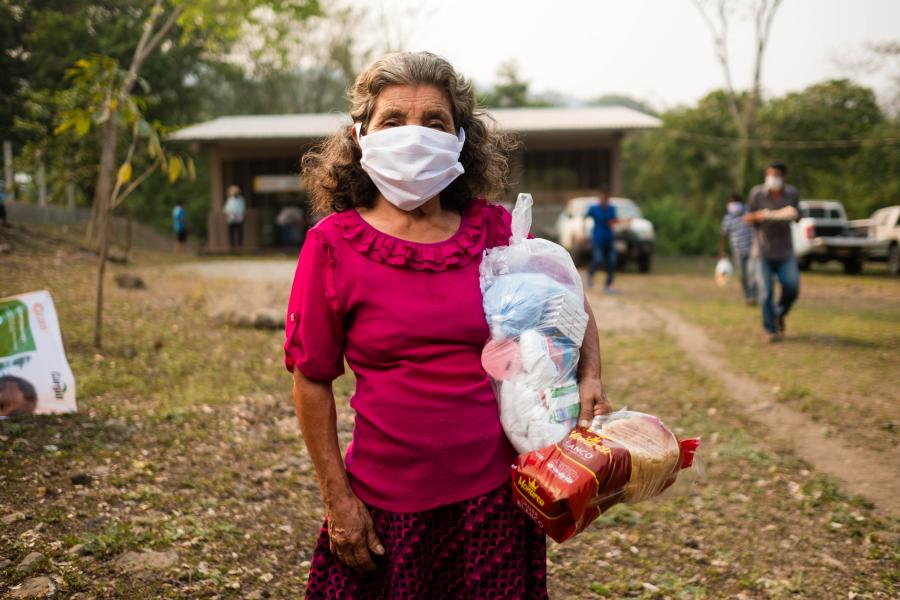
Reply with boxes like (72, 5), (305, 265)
(615, 263), (900, 454)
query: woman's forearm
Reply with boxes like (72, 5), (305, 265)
(292, 371), (354, 507)
(578, 298), (602, 381)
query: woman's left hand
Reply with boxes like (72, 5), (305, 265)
(577, 377), (612, 428)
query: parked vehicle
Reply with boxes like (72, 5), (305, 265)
(791, 200), (879, 274)
(556, 196), (655, 272)
(860, 205), (900, 276)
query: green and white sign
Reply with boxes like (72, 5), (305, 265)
(0, 291), (76, 416)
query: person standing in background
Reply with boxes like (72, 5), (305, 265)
(745, 161), (800, 342)
(719, 192), (757, 304)
(0, 182), (8, 227)
(585, 187), (618, 293)
(172, 200), (188, 253)
(224, 185), (246, 251)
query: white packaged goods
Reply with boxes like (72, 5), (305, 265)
(0, 290), (77, 416)
(481, 194), (587, 453)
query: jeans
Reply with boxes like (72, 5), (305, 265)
(588, 241), (616, 287)
(228, 222), (244, 248)
(735, 252), (758, 301)
(756, 256), (800, 333)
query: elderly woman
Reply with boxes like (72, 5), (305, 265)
(285, 51), (611, 598)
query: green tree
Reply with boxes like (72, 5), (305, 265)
(480, 61), (553, 108)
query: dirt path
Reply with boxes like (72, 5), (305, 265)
(164, 260), (899, 515)
(587, 289), (900, 516)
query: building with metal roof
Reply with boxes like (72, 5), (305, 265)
(170, 106), (660, 251)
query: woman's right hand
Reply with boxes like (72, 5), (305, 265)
(326, 494), (385, 572)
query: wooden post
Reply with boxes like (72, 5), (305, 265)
(3, 141), (13, 202)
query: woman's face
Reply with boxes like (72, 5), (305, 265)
(365, 84), (455, 135)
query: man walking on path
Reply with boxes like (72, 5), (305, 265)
(224, 185), (246, 251)
(745, 161), (800, 342)
(585, 187), (618, 293)
(719, 192), (757, 304)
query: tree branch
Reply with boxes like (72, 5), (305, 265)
(137, 5), (186, 67)
(692, 0), (746, 136)
(112, 157), (162, 210)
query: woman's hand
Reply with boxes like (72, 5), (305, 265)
(326, 494), (385, 572)
(578, 376), (612, 428)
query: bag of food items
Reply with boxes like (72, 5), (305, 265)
(714, 257), (733, 287)
(480, 193), (589, 454)
(511, 410), (700, 542)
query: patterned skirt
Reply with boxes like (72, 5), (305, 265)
(305, 483), (548, 599)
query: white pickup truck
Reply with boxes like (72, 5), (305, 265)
(791, 200), (880, 274)
(853, 205), (900, 276)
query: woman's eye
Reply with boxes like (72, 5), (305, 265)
(428, 122), (447, 130)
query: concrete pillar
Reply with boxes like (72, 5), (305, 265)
(66, 181), (76, 210)
(207, 145), (227, 252)
(36, 151), (47, 206)
(3, 141), (13, 202)
(610, 133), (624, 195)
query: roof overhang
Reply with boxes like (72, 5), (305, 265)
(169, 106), (661, 145)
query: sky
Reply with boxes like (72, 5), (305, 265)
(375, 0), (900, 110)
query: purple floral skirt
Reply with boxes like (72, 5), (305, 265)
(305, 483), (548, 599)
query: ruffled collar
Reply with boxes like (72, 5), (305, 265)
(334, 199), (492, 271)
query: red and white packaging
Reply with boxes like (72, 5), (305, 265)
(511, 411), (700, 543)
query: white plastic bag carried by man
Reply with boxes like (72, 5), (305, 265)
(0, 290), (76, 417)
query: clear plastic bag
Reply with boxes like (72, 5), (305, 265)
(481, 194), (588, 454)
(511, 409), (700, 542)
(715, 257), (733, 287)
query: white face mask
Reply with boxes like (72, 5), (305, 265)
(356, 123), (465, 211)
(727, 201), (743, 215)
(765, 174), (783, 191)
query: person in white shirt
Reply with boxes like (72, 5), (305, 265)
(224, 185), (246, 250)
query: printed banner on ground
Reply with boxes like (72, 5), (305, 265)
(0, 290), (77, 416)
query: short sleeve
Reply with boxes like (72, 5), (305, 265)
(720, 215), (730, 235)
(283, 229), (346, 381)
(486, 201), (533, 247)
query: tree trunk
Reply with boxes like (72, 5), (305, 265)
(90, 112), (120, 248)
(93, 195), (110, 349)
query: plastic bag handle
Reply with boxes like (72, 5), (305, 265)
(510, 193), (534, 243)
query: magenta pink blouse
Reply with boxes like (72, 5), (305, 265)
(284, 198), (518, 512)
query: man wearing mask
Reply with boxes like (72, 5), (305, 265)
(585, 186), (617, 293)
(745, 161), (800, 342)
(719, 192), (757, 304)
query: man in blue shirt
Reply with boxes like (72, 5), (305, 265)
(585, 187), (617, 292)
(172, 200), (188, 253)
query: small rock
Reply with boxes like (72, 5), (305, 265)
(9, 576), (56, 598)
(43, 445), (59, 452)
(252, 308), (284, 330)
(820, 553), (846, 571)
(114, 549), (178, 574)
(246, 592), (264, 600)
(0, 558), (12, 569)
(641, 582), (661, 593)
(17, 552), (46, 574)
(2, 512), (27, 525)
(66, 544), (86, 556)
(70, 473), (93, 486)
(114, 273), (146, 290)
(0, 242), (11, 254)
(271, 464), (289, 474)
(107, 248), (129, 264)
